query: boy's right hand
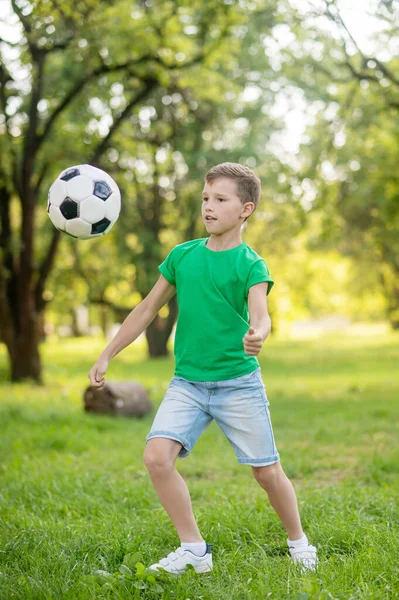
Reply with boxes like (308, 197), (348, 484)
(88, 357), (109, 388)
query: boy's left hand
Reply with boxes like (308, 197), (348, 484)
(243, 327), (264, 356)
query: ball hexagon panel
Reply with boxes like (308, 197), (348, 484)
(111, 188), (121, 208)
(48, 178), (67, 207)
(60, 197), (78, 220)
(66, 174), (94, 202)
(105, 194), (121, 221)
(79, 195), (107, 224)
(105, 173), (120, 195)
(65, 218), (92, 238)
(48, 205), (66, 230)
(80, 164), (107, 180)
(93, 181), (112, 201)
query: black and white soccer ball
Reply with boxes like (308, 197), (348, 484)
(47, 164), (121, 239)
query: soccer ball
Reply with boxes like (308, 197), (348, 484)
(47, 164), (121, 239)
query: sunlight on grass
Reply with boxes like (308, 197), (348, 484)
(1, 331), (398, 599)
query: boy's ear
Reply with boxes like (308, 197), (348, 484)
(243, 202), (255, 220)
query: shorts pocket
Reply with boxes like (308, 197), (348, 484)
(234, 369), (260, 382)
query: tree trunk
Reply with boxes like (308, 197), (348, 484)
(145, 295), (177, 357)
(99, 305), (109, 337)
(387, 288), (399, 330)
(0, 185), (60, 382)
(4, 311), (43, 383)
(146, 315), (169, 357)
(69, 305), (90, 337)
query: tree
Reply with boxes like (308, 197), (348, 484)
(48, 1), (284, 357)
(275, 0), (399, 326)
(0, 0), (282, 380)
(0, 0), (241, 380)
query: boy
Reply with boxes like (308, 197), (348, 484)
(88, 162), (318, 575)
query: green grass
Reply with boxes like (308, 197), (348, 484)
(1, 332), (398, 599)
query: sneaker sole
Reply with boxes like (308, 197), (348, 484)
(148, 558), (213, 575)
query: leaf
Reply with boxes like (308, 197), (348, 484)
(123, 552), (142, 569)
(133, 581), (146, 589)
(135, 561), (147, 577)
(119, 564), (133, 576)
(91, 569), (111, 577)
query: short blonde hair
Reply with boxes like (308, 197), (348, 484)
(205, 162), (261, 221)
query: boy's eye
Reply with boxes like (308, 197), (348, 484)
(202, 197), (225, 202)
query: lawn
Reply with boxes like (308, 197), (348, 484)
(0, 331), (398, 599)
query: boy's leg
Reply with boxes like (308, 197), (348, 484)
(210, 370), (316, 569)
(143, 437), (204, 543)
(252, 462), (303, 540)
(252, 462), (318, 570)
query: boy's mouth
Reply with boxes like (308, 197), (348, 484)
(206, 216), (217, 221)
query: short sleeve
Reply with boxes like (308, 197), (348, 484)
(158, 247), (176, 285)
(245, 259), (274, 297)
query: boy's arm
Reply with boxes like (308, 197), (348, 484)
(88, 275), (176, 386)
(243, 282), (271, 356)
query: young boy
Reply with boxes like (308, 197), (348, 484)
(88, 162), (318, 575)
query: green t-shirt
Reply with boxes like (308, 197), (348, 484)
(158, 237), (274, 381)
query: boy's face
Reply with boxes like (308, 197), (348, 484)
(201, 177), (254, 233)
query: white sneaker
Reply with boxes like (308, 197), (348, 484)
(148, 543), (213, 575)
(288, 543), (318, 571)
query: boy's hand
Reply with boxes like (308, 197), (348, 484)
(88, 357), (109, 388)
(243, 327), (264, 356)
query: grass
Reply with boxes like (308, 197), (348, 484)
(0, 331), (398, 599)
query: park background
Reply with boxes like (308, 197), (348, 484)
(0, 0), (398, 598)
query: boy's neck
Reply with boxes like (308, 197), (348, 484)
(206, 230), (243, 252)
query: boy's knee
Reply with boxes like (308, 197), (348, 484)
(143, 438), (181, 473)
(143, 451), (171, 473)
(252, 461), (282, 488)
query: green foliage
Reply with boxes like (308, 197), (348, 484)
(273, 0), (399, 326)
(1, 0), (396, 369)
(22, 0), (284, 324)
(1, 1), (280, 311)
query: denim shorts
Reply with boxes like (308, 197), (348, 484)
(145, 367), (280, 466)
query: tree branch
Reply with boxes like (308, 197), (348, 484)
(90, 297), (132, 321)
(0, 63), (20, 196)
(311, 62), (353, 83)
(10, 0), (32, 34)
(35, 228), (61, 312)
(89, 77), (159, 164)
(33, 76), (158, 304)
(372, 57), (399, 88)
(324, 0), (399, 89)
(34, 160), (51, 197)
(35, 54), (154, 154)
(0, 183), (14, 275)
(0, 182), (18, 344)
(21, 50), (46, 192)
(342, 60), (381, 84)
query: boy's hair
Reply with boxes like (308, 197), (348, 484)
(205, 162), (261, 222)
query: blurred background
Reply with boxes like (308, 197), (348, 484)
(0, 0), (398, 383)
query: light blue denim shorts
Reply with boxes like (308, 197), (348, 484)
(146, 367), (280, 466)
